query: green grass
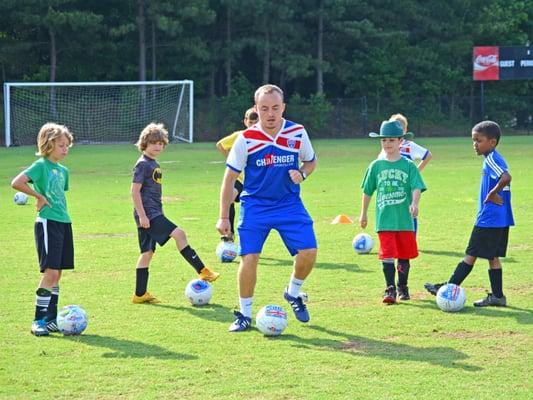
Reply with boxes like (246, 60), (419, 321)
(1, 137), (532, 399)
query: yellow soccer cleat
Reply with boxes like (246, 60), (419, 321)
(132, 292), (161, 304)
(198, 267), (220, 282)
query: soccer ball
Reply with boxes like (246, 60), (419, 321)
(256, 305), (288, 336)
(215, 241), (238, 263)
(436, 283), (466, 312)
(57, 305), (88, 335)
(184, 279), (212, 306)
(13, 192), (28, 205)
(352, 233), (373, 254)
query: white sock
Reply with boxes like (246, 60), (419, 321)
(239, 297), (253, 318)
(288, 274), (305, 297)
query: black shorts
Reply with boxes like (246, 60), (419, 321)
(234, 180), (244, 203)
(35, 218), (74, 272)
(137, 215), (177, 253)
(466, 226), (509, 260)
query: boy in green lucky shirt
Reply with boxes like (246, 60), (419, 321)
(359, 120), (427, 304)
(11, 123), (74, 336)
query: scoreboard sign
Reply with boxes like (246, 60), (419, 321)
(473, 46), (533, 81)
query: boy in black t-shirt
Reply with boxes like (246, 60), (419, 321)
(131, 123), (219, 304)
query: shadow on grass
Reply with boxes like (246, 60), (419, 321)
(402, 300), (532, 324)
(52, 334), (197, 360)
(279, 325), (481, 371)
(419, 249), (518, 263)
(151, 303), (234, 323)
(259, 256), (369, 273)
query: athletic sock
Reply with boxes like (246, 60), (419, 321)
(397, 259), (411, 286)
(287, 274), (304, 297)
(180, 245), (205, 273)
(35, 288), (52, 321)
(239, 297), (253, 319)
(448, 261), (473, 285)
(135, 268), (149, 296)
(229, 203), (236, 236)
(488, 269), (504, 298)
(382, 262), (396, 288)
(47, 286), (59, 320)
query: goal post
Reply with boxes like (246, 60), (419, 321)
(3, 80), (194, 147)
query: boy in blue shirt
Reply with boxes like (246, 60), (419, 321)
(425, 121), (514, 306)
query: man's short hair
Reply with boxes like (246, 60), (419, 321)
(135, 123), (169, 151)
(473, 120), (502, 144)
(254, 84), (284, 103)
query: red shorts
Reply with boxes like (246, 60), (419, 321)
(378, 231), (418, 260)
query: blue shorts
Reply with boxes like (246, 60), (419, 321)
(238, 200), (317, 256)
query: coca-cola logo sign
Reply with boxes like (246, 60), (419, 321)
(473, 47), (499, 80)
(474, 54), (498, 71)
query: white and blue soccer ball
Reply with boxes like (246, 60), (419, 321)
(256, 305), (288, 336)
(13, 192), (28, 205)
(436, 283), (466, 312)
(352, 233), (373, 254)
(215, 241), (238, 263)
(57, 305), (88, 335)
(185, 279), (213, 306)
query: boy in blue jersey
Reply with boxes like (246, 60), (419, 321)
(425, 121), (514, 306)
(216, 84), (318, 332)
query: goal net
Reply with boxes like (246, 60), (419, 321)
(3, 80), (193, 146)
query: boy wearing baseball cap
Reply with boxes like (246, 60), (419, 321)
(358, 120), (427, 303)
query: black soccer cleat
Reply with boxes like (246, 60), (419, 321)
(424, 282), (445, 296)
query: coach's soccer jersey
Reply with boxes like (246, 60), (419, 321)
(23, 157), (71, 223)
(226, 119), (315, 206)
(378, 140), (429, 162)
(475, 149), (514, 228)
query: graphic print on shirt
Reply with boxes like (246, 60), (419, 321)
(376, 168), (409, 210)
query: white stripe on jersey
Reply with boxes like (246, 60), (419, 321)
(486, 153), (504, 177)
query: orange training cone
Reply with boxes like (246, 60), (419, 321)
(331, 214), (353, 224)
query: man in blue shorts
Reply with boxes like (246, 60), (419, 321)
(216, 84), (318, 332)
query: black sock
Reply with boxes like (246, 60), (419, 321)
(382, 262), (395, 288)
(448, 261), (473, 285)
(488, 269), (504, 298)
(180, 245), (205, 273)
(229, 203), (236, 235)
(47, 286), (59, 320)
(397, 259), (411, 286)
(35, 288), (52, 321)
(135, 268), (149, 296)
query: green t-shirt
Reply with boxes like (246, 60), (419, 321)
(23, 158), (71, 223)
(361, 157), (426, 232)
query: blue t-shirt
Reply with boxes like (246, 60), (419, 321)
(226, 119), (315, 207)
(475, 149), (514, 228)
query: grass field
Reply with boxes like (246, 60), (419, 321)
(1, 136), (532, 399)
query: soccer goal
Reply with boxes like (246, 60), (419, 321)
(3, 80), (193, 147)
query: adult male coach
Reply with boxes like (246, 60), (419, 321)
(216, 84), (318, 332)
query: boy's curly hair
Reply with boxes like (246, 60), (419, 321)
(473, 120), (502, 144)
(135, 123), (169, 151)
(36, 123), (74, 157)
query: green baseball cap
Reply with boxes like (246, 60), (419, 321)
(369, 120), (414, 139)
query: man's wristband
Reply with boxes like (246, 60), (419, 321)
(299, 170), (307, 180)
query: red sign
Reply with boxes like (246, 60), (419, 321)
(473, 47), (499, 81)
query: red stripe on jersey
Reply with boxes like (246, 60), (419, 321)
(243, 129), (273, 142)
(281, 125), (303, 135)
(248, 143), (266, 153)
(276, 136), (301, 149)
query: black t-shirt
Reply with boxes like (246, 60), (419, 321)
(132, 154), (163, 224)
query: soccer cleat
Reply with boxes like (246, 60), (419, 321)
(398, 285), (410, 301)
(228, 311), (252, 332)
(284, 288), (310, 322)
(132, 292), (161, 304)
(424, 282), (445, 296)
(45, 318), (60, 332)
(198, 267), (220, 282)
(220, 234), (234, 243)
(473, 293), (507, 307)
(382, 285), (397, 304)
(31, 319), (49, 336)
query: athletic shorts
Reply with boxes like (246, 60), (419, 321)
(35, 217), (74, 272)
(238, 200), (317, 256)
(378, 231), (418, 260)
(466, 226), (509, 260)
(234, 180), (244, 203)
(137, 215), (177, 253)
